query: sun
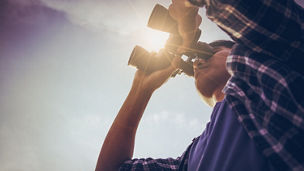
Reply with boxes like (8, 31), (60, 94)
(140, 27), (169, 52)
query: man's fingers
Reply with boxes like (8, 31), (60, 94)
(169, 0), (202, 54)
(151, 57), (180, 81)
(171, 56), (181, 69)
(156, 59), (179, 79)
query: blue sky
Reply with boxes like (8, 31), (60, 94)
(0, 0), (231, 170)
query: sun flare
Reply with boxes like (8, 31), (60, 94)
(140, 28), (169, 52)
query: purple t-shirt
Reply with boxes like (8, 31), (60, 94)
(188, 99), (274, 171)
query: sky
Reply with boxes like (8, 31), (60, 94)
(0, 0), (231, 170)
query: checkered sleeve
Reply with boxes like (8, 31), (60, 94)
(119, 157), (183, 171)
(190, 0), (304, 61)
(119, 143), (192, 171)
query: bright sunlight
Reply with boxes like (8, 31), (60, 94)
(140, 27), (169, 52)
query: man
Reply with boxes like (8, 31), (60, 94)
(96, 40), (254, 171)
(96, 0), (304, 170)
(169, 0), (304, 170)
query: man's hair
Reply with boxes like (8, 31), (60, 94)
(209, 40), (235, 49)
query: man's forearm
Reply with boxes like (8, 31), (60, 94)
(95, 86), (153, 171)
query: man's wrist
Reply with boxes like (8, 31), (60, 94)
(130, 85), (154, 99)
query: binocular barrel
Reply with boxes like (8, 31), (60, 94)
(128, 46), (195, 76)
(128, 46), (173, 74)
(148, 4), (179, 34)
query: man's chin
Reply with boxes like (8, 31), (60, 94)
(202, 96), (216, 107)
(197, 89), (215, 107)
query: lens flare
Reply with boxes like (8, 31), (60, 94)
(140, 28), (169, 52)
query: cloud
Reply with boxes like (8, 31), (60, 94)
(134, 110), (206, 158)
(0, 0), (66, 27)
(1, 0), (147, 35)
(37, 0), (160, 35)
(144, 110), (202, 130)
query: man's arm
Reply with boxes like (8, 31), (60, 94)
(170, 0), (303, 60)
(95, 58), (180, 171)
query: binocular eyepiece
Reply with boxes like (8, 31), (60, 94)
(128, 4), (215, 77)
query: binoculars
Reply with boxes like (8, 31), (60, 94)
(128, 4), (215, 76)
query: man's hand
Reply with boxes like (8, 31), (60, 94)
(131, 56), (180, 94)
(169, 0), (202, 52)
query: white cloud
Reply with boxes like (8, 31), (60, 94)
(144, 110), (202, 130)
(134, 110), (207, 158)
(39, 0), (162, 34)
(150, 110), (169, 122)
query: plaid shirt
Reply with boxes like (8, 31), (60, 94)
(120, 0), (304, 170)
(193, 0), (304, 170)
